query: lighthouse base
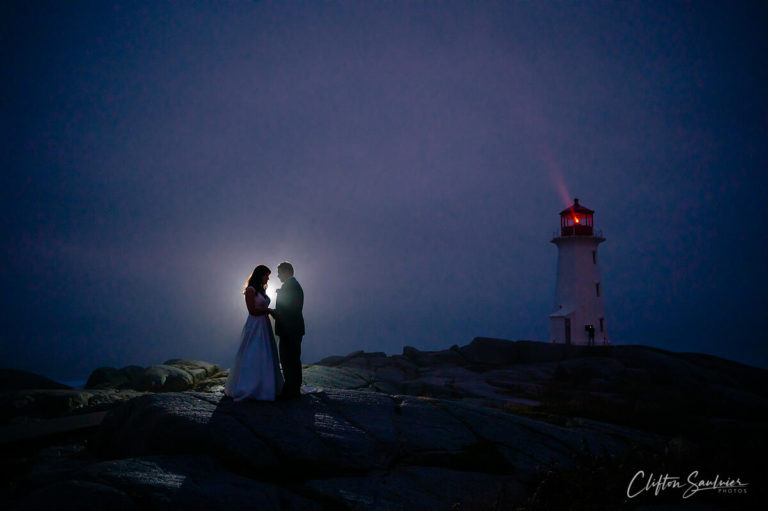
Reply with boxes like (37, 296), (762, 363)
(549, 314), (610, 346)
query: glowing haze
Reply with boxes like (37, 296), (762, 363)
(1, 1), (766, 382)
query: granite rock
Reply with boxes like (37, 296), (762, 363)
(5, 339), (767, 509)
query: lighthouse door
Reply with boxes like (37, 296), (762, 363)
(564, 318), (571, 345)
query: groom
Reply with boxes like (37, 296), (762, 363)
(274, 261), (305, 400)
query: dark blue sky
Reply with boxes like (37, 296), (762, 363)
(2, 1), (766, 382)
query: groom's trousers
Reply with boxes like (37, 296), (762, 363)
(279, 335), (303, 397)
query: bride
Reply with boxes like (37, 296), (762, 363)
(224, 265), (284, 401)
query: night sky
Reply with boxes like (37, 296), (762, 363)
(2, 1), (766, 383)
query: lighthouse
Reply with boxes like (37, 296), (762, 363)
(549, 198), (609, 345)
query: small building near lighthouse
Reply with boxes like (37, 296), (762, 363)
(549, 198), (609, 345)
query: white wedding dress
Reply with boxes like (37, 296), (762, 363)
(224, 288), (284, 401)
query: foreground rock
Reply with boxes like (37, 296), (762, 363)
(0, 388), (147, 426)
(12, 454), (320, 511)
(6, 388), (662, 510)
(3, 339), (767, 509)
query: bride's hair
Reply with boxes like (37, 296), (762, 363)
(244, 265), (271, 297)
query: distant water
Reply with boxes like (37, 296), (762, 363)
(58, 379), (87, 389)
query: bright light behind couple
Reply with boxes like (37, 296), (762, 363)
(227, 264), (281, 314)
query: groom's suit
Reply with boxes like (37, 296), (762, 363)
(275, 276), (304, 398)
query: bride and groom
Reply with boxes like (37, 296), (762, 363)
(224, 262), (305, 402)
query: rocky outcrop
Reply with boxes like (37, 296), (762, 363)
(1, 361), (224, 429)
(7, 388), (663, 510)
(0, 388), (148, 426)
(0, 368), (73, 391)
(3, 339), (767, 510)
(89, 389), (664, 477)
(9, 452), (319, 511)
(85, 365), (144, 390)
(313, 339), (768, 429)
(84, 360), (222, 393)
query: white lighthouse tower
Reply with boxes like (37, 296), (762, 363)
(549, 198), (609, 345)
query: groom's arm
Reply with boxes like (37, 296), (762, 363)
(287, 281), (303, 310)
(296, 284), (304, 312)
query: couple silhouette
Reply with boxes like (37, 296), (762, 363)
(224, 262), (305, 401)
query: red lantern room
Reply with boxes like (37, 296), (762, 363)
(559, 198), (594, 236)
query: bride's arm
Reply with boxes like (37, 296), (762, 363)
(244, 287), (270, 316)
